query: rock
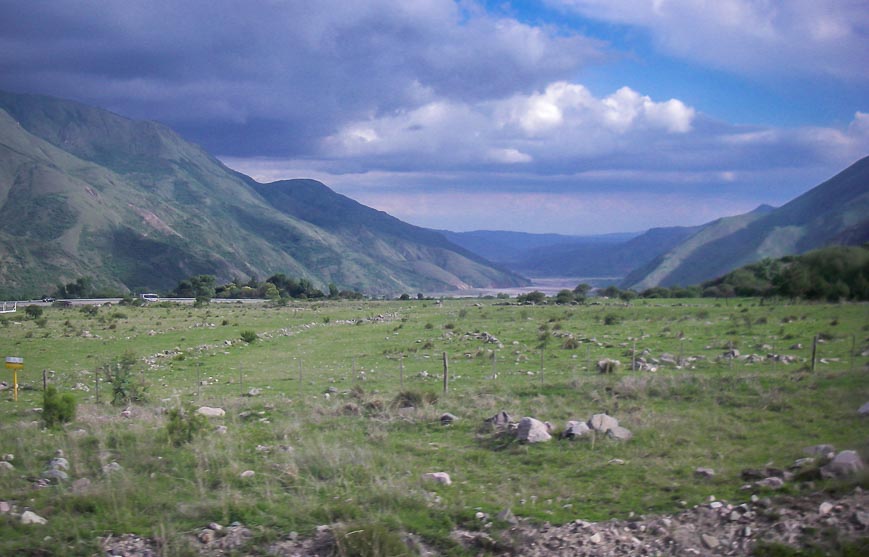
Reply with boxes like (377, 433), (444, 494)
(485, 411), (512, 427)
(198, 529), (216, 544)
(756, 477), (785, 489)
(247, 388), (262, 397)
(562, 420), (590, 439)
(1, 453), (12, 462)
(422, 472), (452, 485)
(853, 510), (869, 527)
(589, 532), (603, 544)
(701, 533), (719, 549)
(859, 401), (869, 416)
(49, 457), (69, 470)
(196, 406), (226, 417)
(42, 468), (68, 482)
(21, 510), (47, 525)
(588, 413), (619, 433)
(819, 502), (834, 515)
(496, 508), (518, 525)
(240, 470), (255, 479)
(821, 450), (865, 479)
(71, 478), (91, 493)
(440, 413), (457, 425)
(606, 426), (633, 441)
(803, 444), (835, 457)
(597, 358), (620, 373)
(516, 417), (552, 443)
(0, 501), (10, 513)
(0, 461), (13, 471)
(215, 425), (228, 434)
(695, 467), (715, 479)
(102, 462), (122, 474)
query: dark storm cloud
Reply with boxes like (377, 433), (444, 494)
(0, 0), (603, 156)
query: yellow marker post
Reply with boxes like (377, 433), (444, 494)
(5, 357), (23, 401)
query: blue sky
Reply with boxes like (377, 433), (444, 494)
(1, 0), (866, 234)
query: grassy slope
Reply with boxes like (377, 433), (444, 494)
(624, 157), (869, 290)
(0, 298), (866, 555)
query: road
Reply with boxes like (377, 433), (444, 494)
(2, 297), (269, 307)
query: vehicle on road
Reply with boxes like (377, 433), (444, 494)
(140, 293), (159, 302)
(41, 296), (55, 303)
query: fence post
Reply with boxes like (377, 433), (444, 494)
(399, 353), (404, 389)
(42, 369), (47, 392)
(811, 334), (818, 372)
(442, 352), (449, 394)
(631, 339), (636, 372)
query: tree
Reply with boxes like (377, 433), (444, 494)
(25, 305), (43, 319)
(555, 289), (575, 304)
(517, 290), (546, 304)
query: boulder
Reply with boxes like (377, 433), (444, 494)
(196, 406), (226, 418)
(821, 450), (865, 479)
(859, 401), (869, 416)
(440, 413), (457, 425)
(606, 426), (633, 441)
(588, 413), (619, 433)
(562, 420), (590, 439)
(485, 411), (512, 428)
(804, 444), (835, 457)
(694, 467), (715, 479)
(516, 417), (552, 443)
(21, 511), (47, 525)
(422, 472), (452, 485)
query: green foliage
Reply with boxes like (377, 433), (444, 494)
(24, 304), (43, 319)
(603, 313), (621, 325)
(80, 304), (99, 316)
(240, 330), (258, 343)
(103, 350), (148, 406)
(165, 406), (208, 446)
(173, 274), (216, 298)
(392, 390), (438, 408)
(703, 245), (869, 301)
(193, 295), (211, 308)
(517, 290), (546, 304)
(555, 289), (575, 304)
(42, 386), (76, 428)
(54, 276), (95, 299)
(330, 520), (414, 557)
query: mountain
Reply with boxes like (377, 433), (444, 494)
(0, 90), (526, 298)
(622, 157), (869, 290)
(439, 230), (638, 269)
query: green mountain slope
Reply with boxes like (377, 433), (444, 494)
(622, 157), (869, 290)
(0, 90), (524, 298)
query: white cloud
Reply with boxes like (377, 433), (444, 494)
(551, 0), (869, 81)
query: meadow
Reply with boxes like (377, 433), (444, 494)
(0, 297), (867, 555)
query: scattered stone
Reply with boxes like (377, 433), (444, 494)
(756, 477), (785, 489)
(496, 508), (518, 525)
(0, 461), (13, 471)
(588, 413), (619, 433)
(695, 467), (715, 479)
(1, 453), (12, 462)
(597, 358), (620, 374)
(485, 410), (512, 428)
(516, 417), (552, 443)
(819, 502), (834, 515)
(422, 472), (452, 485)
(589, 532), (603, 544)
(821, 450), (865, 479)
(563, 420), (591, 439)
(240, 470), (255, 479)
(0, 501), (10, 513)
(42, 468), (68, 482)
(196, 406), (225, 417)
(858, 401), (869, 416)
(701, 533), (719, 549)
(21, 510), (47, 525)
(103, 462), (123, 474)
(440, 412), (457, 425)
(215, 425), (228, 434)
(803, 444), (835, 457)
(247, 387), (262, 397)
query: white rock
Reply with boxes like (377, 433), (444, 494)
(819, 501), (834, 515)
(21, 511), (47, 525)
(588, 413), (619, 432)
(516, 417), (552, 443)
(422, 472), (452, 485)
(240, 470), (255, 479)
(196, 406), (226, 417)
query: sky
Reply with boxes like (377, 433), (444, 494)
(1, 0), (867, 234)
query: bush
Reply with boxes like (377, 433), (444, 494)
(25, 305), (43, 319)
(103, 351), (148, 406)
(393, 390), (438, 408)
(240, 330), (258, 343)
(165, 406), (208, 446)
(604, 313), (621, 325)
(43, 386), (76, 428)
(193, 295), (211, 308)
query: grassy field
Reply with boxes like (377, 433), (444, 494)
(0, 297), (867, 555)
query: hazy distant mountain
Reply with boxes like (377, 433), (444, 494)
(0, 90), (526, 298)
(622, 157), (869, 290)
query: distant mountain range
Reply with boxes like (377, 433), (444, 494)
(441, 157), (869, 290)
(0, 90), (526, 298)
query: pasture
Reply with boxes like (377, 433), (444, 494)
(0, 297), (867, 555)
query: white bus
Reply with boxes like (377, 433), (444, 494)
(140, 293), (159, 302)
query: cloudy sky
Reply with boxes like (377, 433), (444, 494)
(1, 0), (867, 234)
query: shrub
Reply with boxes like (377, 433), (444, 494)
(604, 313), (621, 325)
(25, 305), (43, 319)
(193, 295), (210, 308)
(34, 317), (48, 328)
(393, 390), (438, 408)
(103, 351), (148, 406)
(80, 305), (99, 316)
(43, 386), (76, 428)
(165, 406), (208, 446)
(240, 330), (258, 343)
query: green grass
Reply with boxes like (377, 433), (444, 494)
(0, 297), (867, 555)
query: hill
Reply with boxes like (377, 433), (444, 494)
(0, 90), (526, 298)
(622, 158), (869, 289)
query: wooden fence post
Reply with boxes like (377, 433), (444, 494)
(811, 334), (818, 372)
(442, 352), (449, 394)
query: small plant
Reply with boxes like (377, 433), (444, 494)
(424, 323), (433, 330)
(193, 295), (210, 308)
(330, 520), (413, 557)
(240, 330), (258, 343)
(165, 406), (208, 446)
(43, 386), (76, 428)
(80, 304), (99, 316)
(604, 313), (621, 325)
(34, 316), (48, 328)
(393, 390), (438, 408)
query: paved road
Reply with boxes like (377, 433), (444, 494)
(3, 297), (269, 307)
